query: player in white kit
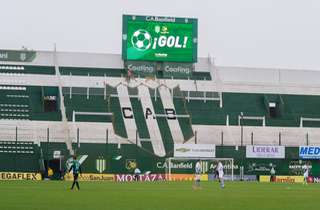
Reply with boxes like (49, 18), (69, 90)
(193, 160), (202, 190)
(302, 164), (309, 185)
(217, 161), (225, 188)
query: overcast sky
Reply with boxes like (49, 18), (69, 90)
(1, 0), (320, 69)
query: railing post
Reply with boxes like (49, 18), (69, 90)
(76, 128), (80, 153)
(240, 112), (244, 146)
(47, 128), (49, 160)
(221, 131), (224, 146)
(251, 132), (254, 145)
(279, 132), (282, 146)
(194, 130), (197, 144)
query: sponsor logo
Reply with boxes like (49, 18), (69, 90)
(96, 157), (106, 173)
(127, 64), (155, 73)
(146, 16), (176, 23)
(306, 176), (320, 183)
(208, 174), (257, 181)
(20, 53), (27, 61)
(0, 172), (41, 180)
(246, 145), (285, 159)
(0, 52), (8, 59)
(156, 161), (238, 173)
(260, 175), (304, 183)
(174, 144), (216, 158)
(299, 146), (320, 159)
(125, 159), (137, 171)
(0, 50), (36, 62)
(288, 160), (311, 175)
(64, 173), (114, 181)
(168, 174), (208, 181)
(66, 155), (88, 172)
(115, 174), (166, 182)
(164, 65), (191, 75)
(175, 148), (190, 153)
(157, 161), (193, 169)
(53, 150), (61, 159)
(248, 162), (276, 173)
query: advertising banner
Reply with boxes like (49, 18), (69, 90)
(115, 174), (166, 182)
(0, 172), (42, 180)
(122, 15), (198, 62)
(246, 145), (285, 159)
(168, 174), (208, 181)
(208, 174), (257, 181)
(307, 177), (320, 183)
(64, 173), (114, 181)
(260, 175), (303, 183)
(299, 146), (320, 159)
(163, 62), (193, 78)
(174, 144), (216, 158)
(125, 61), (156, 76)
(288, 160), (310, 175)
(0, 50), (36, 62)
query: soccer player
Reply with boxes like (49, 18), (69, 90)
(302, 163), (309, 185)
(69, 155), (82, 190)
(217, 161), (225, 189)
(134, 167), (141, 181)
(270, 166), (276, 182)
(193, 160), (202, 190)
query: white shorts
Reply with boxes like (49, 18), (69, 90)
(218, 172), (224, 179)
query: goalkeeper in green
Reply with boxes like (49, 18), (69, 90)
(69, 156), (82, 190)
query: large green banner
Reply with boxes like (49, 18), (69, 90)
(122, 15), (198, 62)
(0, 50), (36, 62)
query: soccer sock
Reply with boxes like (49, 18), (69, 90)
(220, 179), (224, 188)
(76, 181), (80, 190)
(71, 181), (75, 189)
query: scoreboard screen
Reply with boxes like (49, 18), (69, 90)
(122, 15), (198, 62)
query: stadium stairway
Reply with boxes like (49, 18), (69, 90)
(138, 85), (165, 157)
(158, 85), (185, 143)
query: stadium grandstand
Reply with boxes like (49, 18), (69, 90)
(1, 48), (320, 177)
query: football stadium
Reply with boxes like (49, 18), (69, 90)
(1, 5), (320, 210)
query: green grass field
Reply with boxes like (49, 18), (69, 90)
(0, 181), (318, 210)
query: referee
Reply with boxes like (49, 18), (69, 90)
(69, 155), (82, 190)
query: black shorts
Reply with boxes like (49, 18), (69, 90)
(73, 173), (79, 181)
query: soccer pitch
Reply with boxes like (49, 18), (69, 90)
(0, 181), (318, 210)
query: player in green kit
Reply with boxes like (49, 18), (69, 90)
(69, 155), (82, 190)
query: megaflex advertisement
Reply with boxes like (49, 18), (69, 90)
(0, 172), (42, 181)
